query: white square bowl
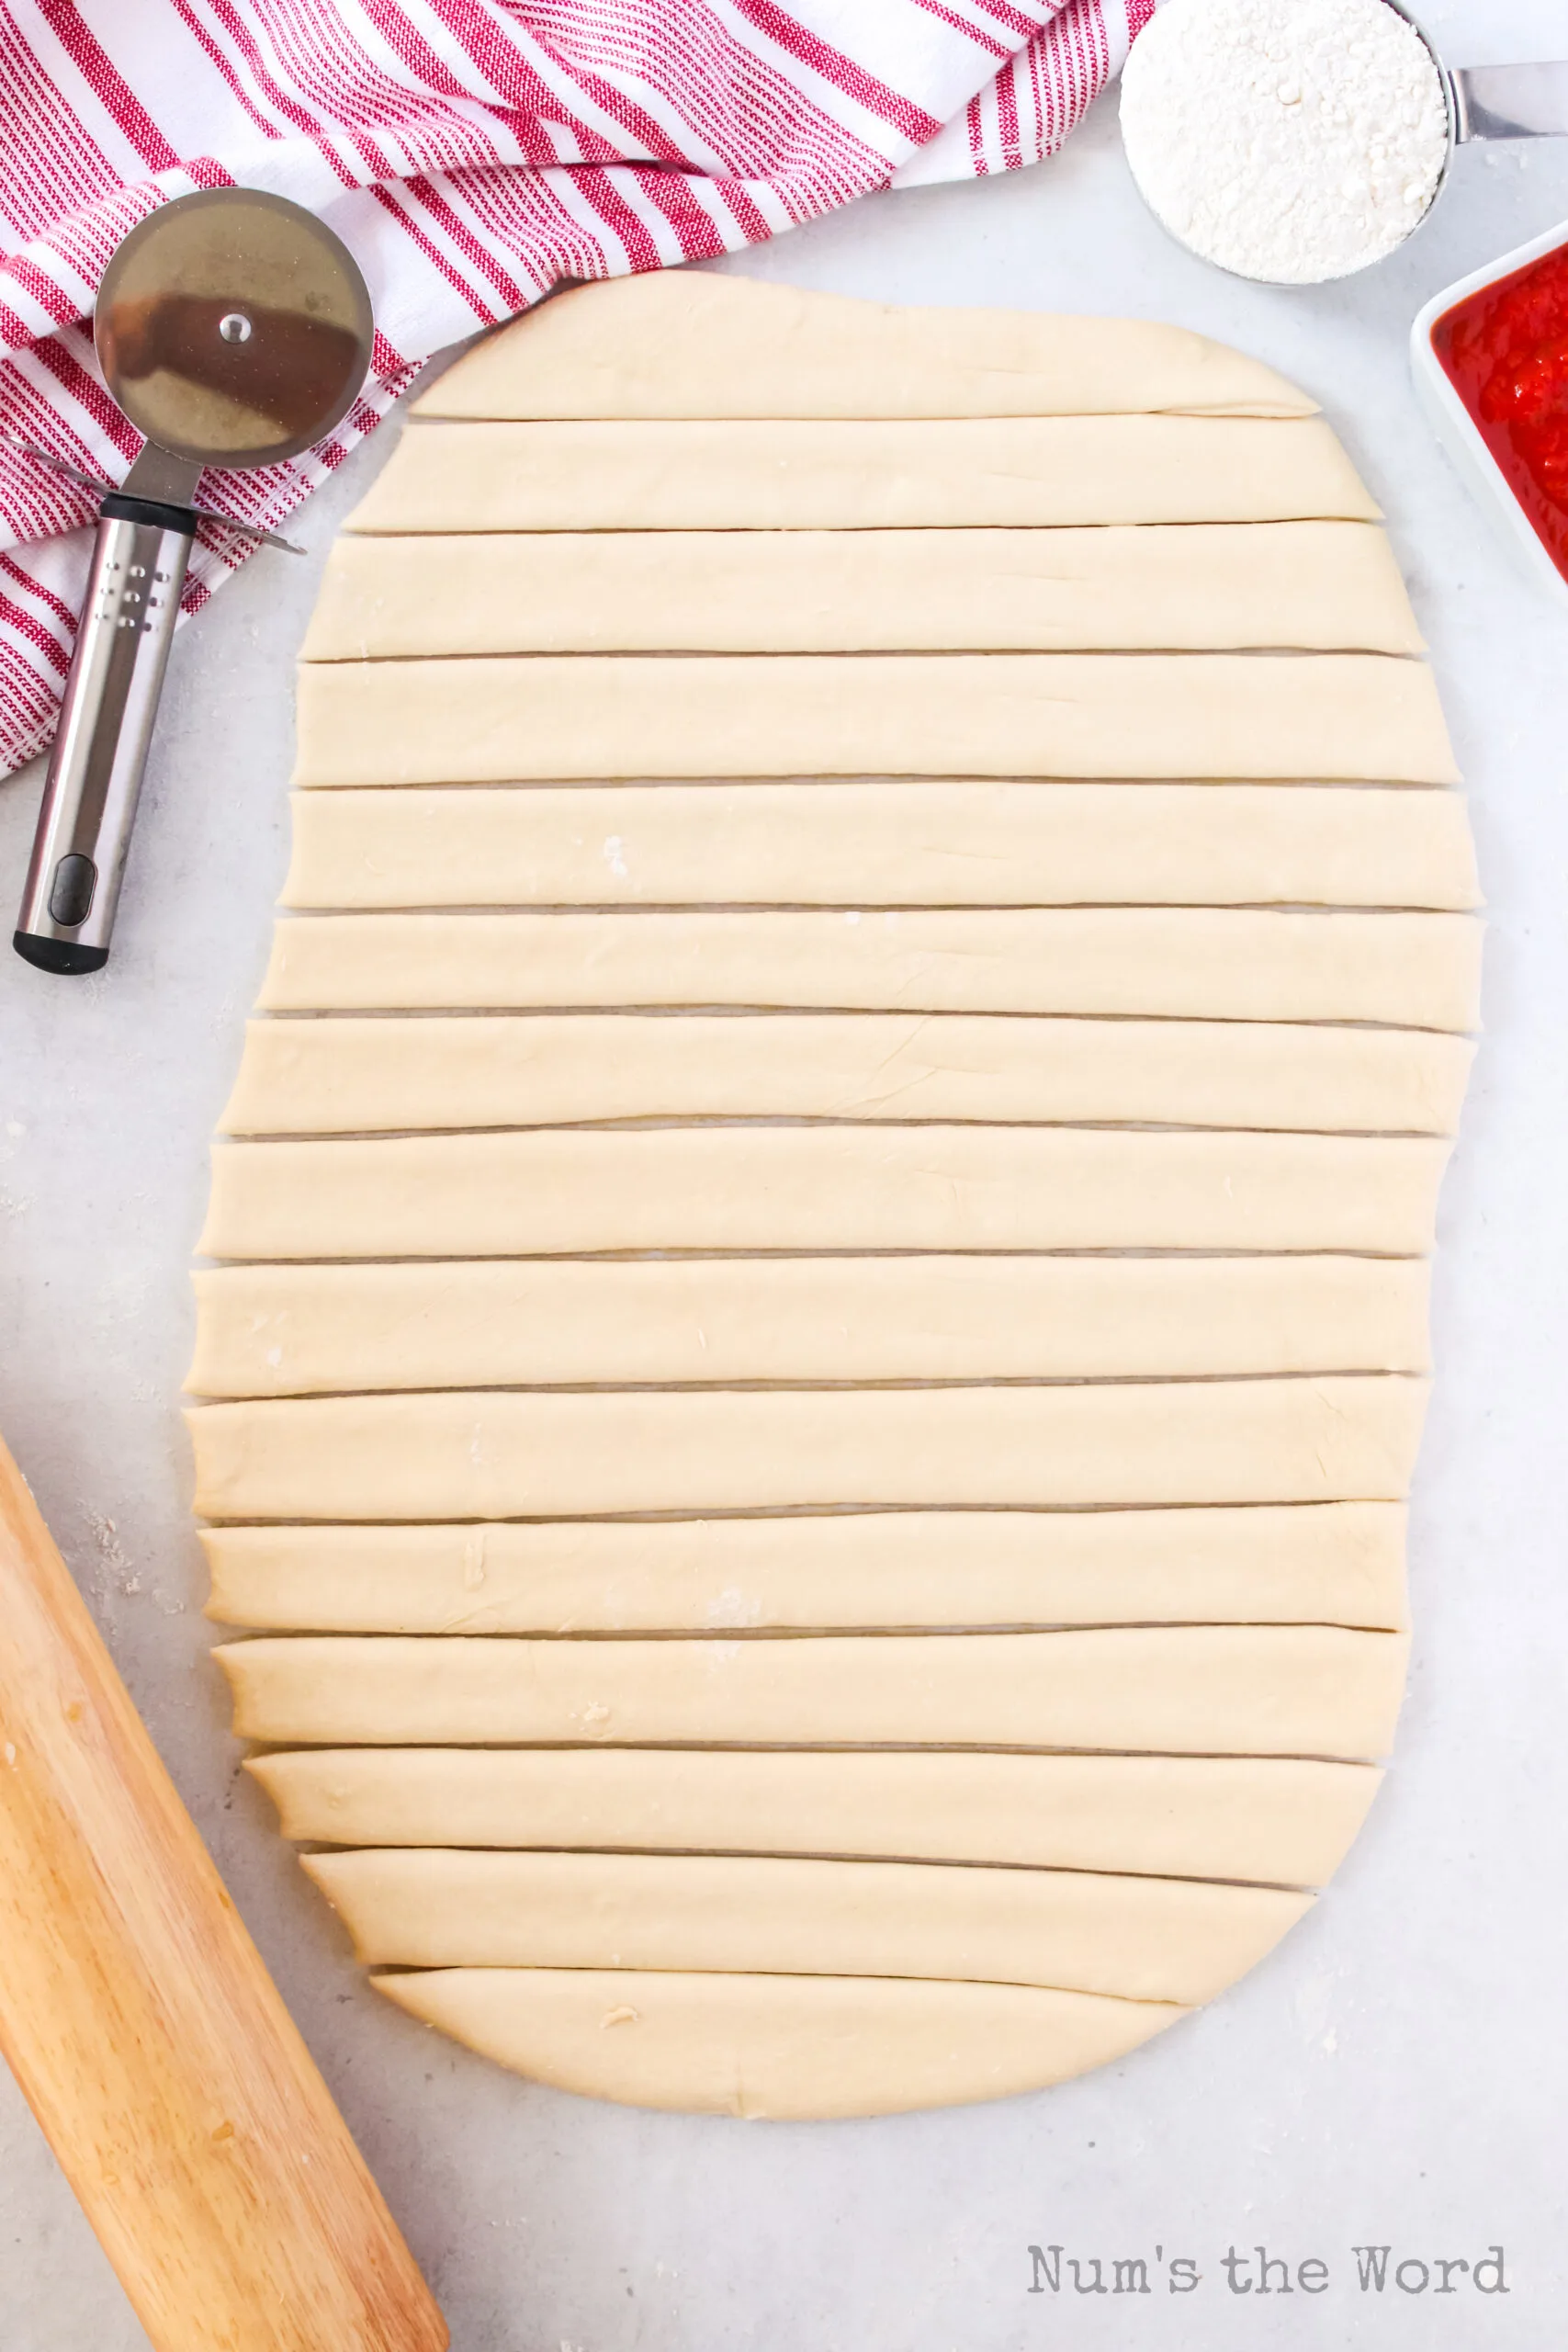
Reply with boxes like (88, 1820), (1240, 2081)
(1411, 217), (1568, 609)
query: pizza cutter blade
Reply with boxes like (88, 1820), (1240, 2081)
(13, 187), (373, 976)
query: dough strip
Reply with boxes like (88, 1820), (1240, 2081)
(204, 1503), (1410, 1634)
(217, 1013), (1474, 1138)
(186, 1254), (1432, 1398)
(303, 523), (1420, 659)
(345, 416), (1369, 533)
(258, 906), (1481, 1026)
(189, 1377), (1428, 1519)
(199, 1128), (1453, 1261)
(252, 1746), (1382, 1884)
(408, 274), (1318, 420)
(217, 1623), (1409, 1757)
(282, 783), (1481, 911)
(306, 1846), (1310, 2005)
(293, 652), (1457, 788)
(373, 1968), (1187, 2120)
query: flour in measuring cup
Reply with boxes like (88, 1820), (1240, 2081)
(1120, 0), (1449, 284)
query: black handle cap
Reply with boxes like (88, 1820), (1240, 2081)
(13, 929), (109, 975)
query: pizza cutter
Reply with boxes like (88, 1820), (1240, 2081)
(12, 187), (373, 976)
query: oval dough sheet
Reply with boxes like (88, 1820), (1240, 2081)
(373, 1970), (1188, 2120)
(305, 1849), (1309, 2004)
(302, 524), (1422, 660)
(197, 280), (1477, 2116)
(293, 653), (1455, 789)
(410, 272), (1316, 420)
(258, 908), (1480, 1026)
(218, 1626), (1408, 1757)
(189, 1376), (1427, 1520)
(252, 1747), (1382, 1884)
(282, 784), (1480, 912)
(204, 1503), (1410, 1636)
(187, 1255), (1431, 1398)
(200, 1130), (1452, 1261)
(346, 417), (1369, 535)
(217, 1015), (1473, 1138)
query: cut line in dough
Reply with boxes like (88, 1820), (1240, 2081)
(281, 784), (1482, 913)
(198, 1128), (1454, 1262)
(409, 273), (1319, 421)
(252, 1746), (1383, 1883)
(305, 1847), (1311, 2005)
(302, 523), (1422, 660)
(372, 1968), (1189, 2119)
(204, 1503), (1411, 1634)
(257, 907), (1482, 1028)
(186, 1254), (1432, 1398)
(216, 1624), (1410, 1757)
(217, 1014), (1475, 1139)
(189, 1377), (1429, 1521)
(293, 653), (1458, 788)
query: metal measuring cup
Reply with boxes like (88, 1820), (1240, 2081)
(1394, 1), (1568, 232)
(1123, 1), (1568, 288)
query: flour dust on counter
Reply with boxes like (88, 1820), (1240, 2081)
(187, 268), (1479, 2121)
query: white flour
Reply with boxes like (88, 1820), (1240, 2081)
(1120, 0), (1450, 284)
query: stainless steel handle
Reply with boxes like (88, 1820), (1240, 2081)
(1453, 62), (1568, 142)
(14, 511), (191, 975)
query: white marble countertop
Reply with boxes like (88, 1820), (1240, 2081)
(4, 8), (1568, 2343)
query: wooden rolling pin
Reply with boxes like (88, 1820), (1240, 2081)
(0, 1433), (447, 2352)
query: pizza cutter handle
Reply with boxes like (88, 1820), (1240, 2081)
(0, 1432), (449, 2352)
(13, 496), (194, 977)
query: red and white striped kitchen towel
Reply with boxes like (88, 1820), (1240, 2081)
(0, 0), (1153, 776)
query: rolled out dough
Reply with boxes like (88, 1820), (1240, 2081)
(253, 1747), (1382, 1883)
(186, 1254), (1431, 1398)
(281, 784), (1481, 913)
(205, 1504), (1410, 1635)
(409, 272), (1317, 420)
(217, 1014), (1474, 1139)
(303, 523), (1421, 660)
(199, 1129), (1452, 1261)
(190, 1378), (1428, 1521)
(373, 1970), (1187, 2120)
(305, 1848), (1309, 2004)
(345, 417), (1370, 535)
(293, 653), (1456, 788)
(197, 278), (1475, 2114)
(217, 1624), (1410, 1757)
(258, 907), (1481, 1027)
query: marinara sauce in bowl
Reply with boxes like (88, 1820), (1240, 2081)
(1414, 220), (1568, 603)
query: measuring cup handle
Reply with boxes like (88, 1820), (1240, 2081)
(1452, 62), (1568, 143)
(13, 498), (194, 977)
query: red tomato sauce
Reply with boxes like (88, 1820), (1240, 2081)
(1431, 237), (1568, 582)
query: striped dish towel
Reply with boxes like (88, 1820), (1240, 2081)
(0, 0), (1154, 779)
